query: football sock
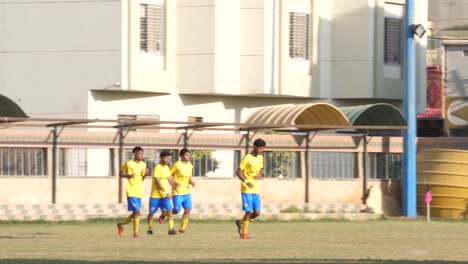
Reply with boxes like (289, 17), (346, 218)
(241, 220), (249, 235)
(133, 216), (140, 234)
(168, 218), (174, 231)
(180, 217), (189, 230)
(148, 216), (153, 230)
(122, 214), (133, 225)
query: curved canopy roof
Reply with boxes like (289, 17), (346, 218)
(0, 95), (27, 117)
(340, 103), (406, 126)
(245, 103), (350, 126)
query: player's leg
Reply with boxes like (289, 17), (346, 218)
(172, 195), (182, 215)
(117, 196), (137, 236)
(132, 198), (142, 238)
(179, 194), (192, 233)
(159, 209), (167, 224)
(147, 198), (159, 235)
(161, 197), (176, 235)
(239, 193), (253, 239)
(250, 194), (261, 221)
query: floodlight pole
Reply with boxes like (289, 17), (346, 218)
(402, 0), (417, 218)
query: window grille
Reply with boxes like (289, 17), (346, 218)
(0, 148), (47, 176)
(140, 4), (164, 54)
(263, 151), (298, 178)
(368, 153), (402, 180)
(289, 12), (310, 60)
(384, 17), (402, 65)
(310, 152), (356, 179)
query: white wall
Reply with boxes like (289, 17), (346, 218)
(278, 0), (314, 97)
(0, 0), (122, 118)
(126, 0), (176, 93)
(329, 0), (375, 98)
(176, 0), (216, 94)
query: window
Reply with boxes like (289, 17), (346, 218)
(118, 114), (161, 132)
(188, 116), (203, 123)
(368, 153), (402, 180)
(0, 148), (47, 176)
(60, 148), (114, 177)
(140, 4), (164, 54)
(289, 12), (310, 60)
(384, 17), (402, 65)
(310, 152), (356, 179)
(59, 148), (86, 176)
(264, 151), (298, 178)
(191, 149), (217, 177)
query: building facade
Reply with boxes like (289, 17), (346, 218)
(0, 0), (428, 122)
(0, 0), (429, 214)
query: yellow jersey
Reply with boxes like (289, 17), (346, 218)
(239, 153), (264, 194)
(171, 160), (193, 195)
(151, 163), (172, 198)
(121, 160), (147, 198)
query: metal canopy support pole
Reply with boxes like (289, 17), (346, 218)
(245, 131), (251, 154)
(305, 132), (310, 203)
(118, 127), (124, 203)
(52, 127), (58, 204)
(403, 0), (417, 218)
(183, 128), (189, 149)
(362, 131), (368, 205)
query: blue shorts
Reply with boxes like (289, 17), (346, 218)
(127, 197), (142, 211)
(242, 193), (261, 212)
(149, 197), (173, 215)
(172, 194), (192, 214)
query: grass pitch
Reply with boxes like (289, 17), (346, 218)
(0, 219), (467, 264)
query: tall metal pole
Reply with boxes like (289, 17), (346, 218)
(305, 132), (310, 203)
(52, 127), (58, 204)
(402, 0), (417, 218)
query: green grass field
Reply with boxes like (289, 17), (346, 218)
(0, 219), (467, 264)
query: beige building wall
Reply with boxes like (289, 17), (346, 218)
(0, 0), (122, 118)
(126, 0), (176, 93)
(0, 0), (429, 121)
(329, 0), (427, 112)
(1, 172), (400, 206)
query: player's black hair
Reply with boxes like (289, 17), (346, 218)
(253, 138), (266, 148)
(132, 146), (144, 153)
(160, 150), (172, 158)
(179, 148), (190, 156)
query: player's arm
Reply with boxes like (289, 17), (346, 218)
(153, 167), (165, 191)
(189, 177), (196, 188)
(169, 164), (181, 189)
(119, 163), (134, 178)
(168, 176), (179, 194)
(236, 167), (253, 189)
(252, 168), (263, 180)
(154, 177), (165, 192)
(142, 167), (149, 180)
